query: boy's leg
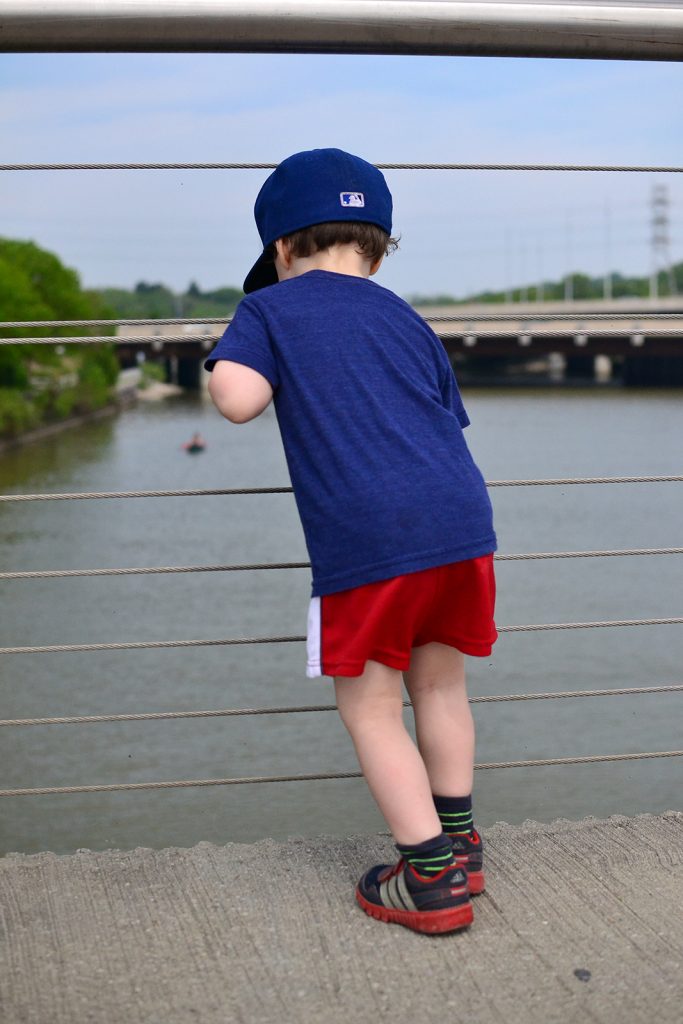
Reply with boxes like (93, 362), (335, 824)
(403, 642), (473, 797)
(335, 659), (472, 933)
(334, 659), (442, 845)
(404, 642), (485, 893)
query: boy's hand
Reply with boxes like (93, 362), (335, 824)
(207, 360), (273, 423)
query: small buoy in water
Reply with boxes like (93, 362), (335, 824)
(183, 432), (206, 454)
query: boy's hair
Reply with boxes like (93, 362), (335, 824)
(266, 221), (399, 265)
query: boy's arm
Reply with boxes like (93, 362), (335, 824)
(207, 360), (274, 423)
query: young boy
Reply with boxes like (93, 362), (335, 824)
(205, 148), (497, 935)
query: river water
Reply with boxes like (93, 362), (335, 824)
(1, 386), (681, 856)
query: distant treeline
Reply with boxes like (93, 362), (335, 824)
(96, 281), (243, 320)
(407, 261), (683, 306)
(97, 263), (683, 318)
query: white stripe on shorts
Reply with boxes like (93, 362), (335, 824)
(306, 596), (322, 678)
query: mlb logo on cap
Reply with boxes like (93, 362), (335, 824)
(340, 192), (365, 208)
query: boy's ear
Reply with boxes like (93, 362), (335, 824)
(369, 255), (384, 277)
(274, 238), (292, 268)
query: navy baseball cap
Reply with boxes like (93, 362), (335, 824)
(243, 148), (393, 294)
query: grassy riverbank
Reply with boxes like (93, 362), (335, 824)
(0, 345), (121, 440)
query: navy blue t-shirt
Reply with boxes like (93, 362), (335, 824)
(205, 270), (496, 596)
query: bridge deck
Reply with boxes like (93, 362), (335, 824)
(115, 298), (683, 363)
(1, 812), (681, 1024)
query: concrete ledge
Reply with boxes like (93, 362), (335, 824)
(1, 812), (682, 1024)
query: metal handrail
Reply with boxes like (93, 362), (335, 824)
(2, 2), (683, 61)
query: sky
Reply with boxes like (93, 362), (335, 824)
(1, 51), (682, 300)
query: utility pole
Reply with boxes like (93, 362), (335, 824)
(603, 200), (612, 301)
(520, 244), (528, 303)
(564, 209), (573, 302)
(650, 183), (675, 300)
(504, 227), (513, 304)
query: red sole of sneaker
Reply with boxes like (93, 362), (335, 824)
(468, 870), (486, 895)
(355, 888), (473, 934)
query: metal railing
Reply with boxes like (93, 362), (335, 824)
(2, 1), (683, 61)
(1, 470), (681, 797)
(2, 1), (682, 800)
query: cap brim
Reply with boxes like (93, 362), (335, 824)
(243, 251), (279, 294)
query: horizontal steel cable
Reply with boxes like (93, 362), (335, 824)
(5, 323), (683, 344)
(1, 749), (681, 798)
(423, 311), (683, 323)
(2, 162), (683, 173)
(0, 317), (228, 329)
(0, 487), (294, 502)
(3, 311), (683, 331)
(488, 476), (683, 488)
(436, 328), (683, 338)
(0, 636), (305, 656)
(500, 617), (683, 632)
(2, 683), (681, 729)
(1, 476), (681, 504)
(1, 618), (681, 657)
(1, 547), (682, 581)
(0, 561), (309, 581)
(496, 546), (683, 561)
(1, 335), (208, 345)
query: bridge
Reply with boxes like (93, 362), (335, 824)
(114, 296), (683, 387)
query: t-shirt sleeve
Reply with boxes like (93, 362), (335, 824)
(203, 298), (280, 388)
(440, 360), (470, 429)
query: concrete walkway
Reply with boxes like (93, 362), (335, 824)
(1, 812), (682, 1024)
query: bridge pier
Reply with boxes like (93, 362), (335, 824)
(163, 355), (202, 390)
(177, 357), (202, 390)
(164, 355), (177, 385)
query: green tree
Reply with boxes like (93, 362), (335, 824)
(0, 250), (53, 333)
(0, 239), (97, 333)
(0, 348), (29, 388)
(0, 238), (118, 437)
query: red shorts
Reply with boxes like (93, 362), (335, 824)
(306, 554), (497, 678)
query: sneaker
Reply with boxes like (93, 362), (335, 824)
(450, 829), (485, 895)
(356, 858), (473, 934)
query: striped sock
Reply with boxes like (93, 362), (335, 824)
(396, 832), (456, 878)
(434, 794), (474, 837)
